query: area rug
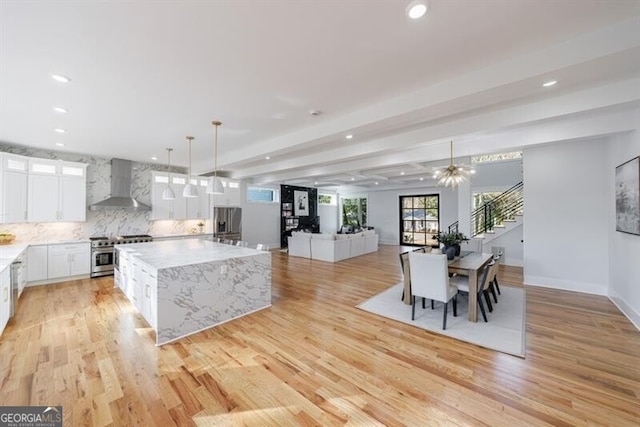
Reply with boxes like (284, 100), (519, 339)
(357, 283), (526, 357)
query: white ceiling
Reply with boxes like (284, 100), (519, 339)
(1, 0), (639, 190)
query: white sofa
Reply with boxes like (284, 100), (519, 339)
(288, 230), (379, 262)
(287, 231), (311, 258)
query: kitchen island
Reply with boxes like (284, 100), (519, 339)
(115, 238), (271, 345)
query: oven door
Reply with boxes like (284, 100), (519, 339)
(91, 247), (114, 276)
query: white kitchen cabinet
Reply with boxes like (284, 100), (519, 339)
(0, 267), (10, 335)
(27, 159), (87, 222)
(186, 177), (211, 219)
(47, 243), (90, 279)
(27, 245), (48, 282)
(1, 153), (28, 223)
(150, 172), (188, 220)
(212, 179), (241, 207)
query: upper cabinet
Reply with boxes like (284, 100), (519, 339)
(150, 172), (187, 220)
(1, 153), (28, 223)
(27, 158), (88, 222)
(151, 173), (213, 220)
(212, 179), (241, 207)
(186, 177), (211, 219)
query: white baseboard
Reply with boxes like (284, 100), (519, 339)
(523, 275), (608, 296)
(503, 257), (523, 267)
(608, 289), (640, 331)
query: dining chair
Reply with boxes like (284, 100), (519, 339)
(450, 260), (497, 323)
(399, 247), (430, 303)
(236, 240), (248, 247)
(223, 239), (234, 245)
(492, 250), (503, 295)
(408, 252), (458, 330)
(256, 243), (269, 251)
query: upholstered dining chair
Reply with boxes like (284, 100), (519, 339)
(408, 252), (458, 330)
(492, 250), (503, 296)
(450, 260), (497, 323)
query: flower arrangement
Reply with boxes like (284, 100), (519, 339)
(433, 231), (469, 247)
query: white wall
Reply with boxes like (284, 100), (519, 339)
(607, 131), (640, 328)
(523, 138), (610, 295)
(472, 159), (523, 189)
(368, 186), (458, 245)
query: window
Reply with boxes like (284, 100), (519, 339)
(319, 194), (335, 205)
(247, 187), (279, 203)
(472, 151), (522, 164)
(399, 195), (439, 246)
(342, 197), (367, 227)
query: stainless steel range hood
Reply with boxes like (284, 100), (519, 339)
(89, 159), (151, 211)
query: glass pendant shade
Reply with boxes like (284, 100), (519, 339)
(433, 141), (475, 188)
(162, 147), (176, 200)
(207, 176), (224, 194)
(207, 120), (225, 194)
(183, 136), (198, 198)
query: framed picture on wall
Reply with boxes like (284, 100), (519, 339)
(294, 190), (309, 216)
(615, 156), (640, 236)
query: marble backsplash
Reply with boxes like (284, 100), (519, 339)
(0, 143), (210, 243)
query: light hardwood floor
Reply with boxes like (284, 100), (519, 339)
(1, 245), (638, 426)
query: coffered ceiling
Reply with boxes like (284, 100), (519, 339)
(1, 1), (639, 190)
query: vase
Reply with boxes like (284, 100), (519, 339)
(445, 246), (456, 260)
(453, 243), (461, 256)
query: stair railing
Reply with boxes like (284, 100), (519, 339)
(447, 181), (523, 237)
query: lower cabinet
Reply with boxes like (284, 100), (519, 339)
(0, 267), (10, 335)
(118, 250), (157, 330)
(28, 243), (90, 283)
(27, 245), (48, 282)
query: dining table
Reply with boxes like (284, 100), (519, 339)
(401, 249), (494, 322)
(447, 252), (494, 322)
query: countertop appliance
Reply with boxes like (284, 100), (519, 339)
(213, 207), (242, 242)
(90, 234), (153, 278)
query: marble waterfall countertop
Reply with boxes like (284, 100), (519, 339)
(116, 238), (264, 270)
(115, 237), (272, 345)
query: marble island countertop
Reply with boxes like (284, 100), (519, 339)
(116, 238), (265, 270)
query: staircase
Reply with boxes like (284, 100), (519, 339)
(448, 181), (524, 246)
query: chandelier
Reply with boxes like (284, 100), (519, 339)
(432, 140), (475, 187)
(207, 120), (224, 194)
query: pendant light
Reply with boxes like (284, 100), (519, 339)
(161, 148), (176, 200)
(432, 140), (475, 188)
(183, 136), (198, 198)
(207, 120), (225, 194)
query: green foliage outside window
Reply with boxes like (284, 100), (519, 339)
(342, 198), (367, 226)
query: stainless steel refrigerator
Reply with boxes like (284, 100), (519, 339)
(213, 207), (242, 241)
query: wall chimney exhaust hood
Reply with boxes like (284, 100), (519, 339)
(89, 158), (151, 211)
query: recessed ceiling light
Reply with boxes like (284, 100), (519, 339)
(51, 74), (71, 83)
(265, 156), (271, 160)
(375, 182), (379, 185)
(351, 177), (355, 181)
(406, 1), (428, 19)
(419, 177), (424, 181)
(55, 142), (64, 147)
(543, 80), (557, 87)
(309, 109), (322, 116)
(54, 128), (66, 133)
(53, 106), (68, 113)
(400, 171), (405, 175)
(151, 156), (158, 161)
(314, 181), (318, 185)
(345, 134), (354, 140)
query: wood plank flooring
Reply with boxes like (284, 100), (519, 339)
(1, 245), (638, 426)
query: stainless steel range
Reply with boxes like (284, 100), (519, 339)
(90, 234), (153, 278)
